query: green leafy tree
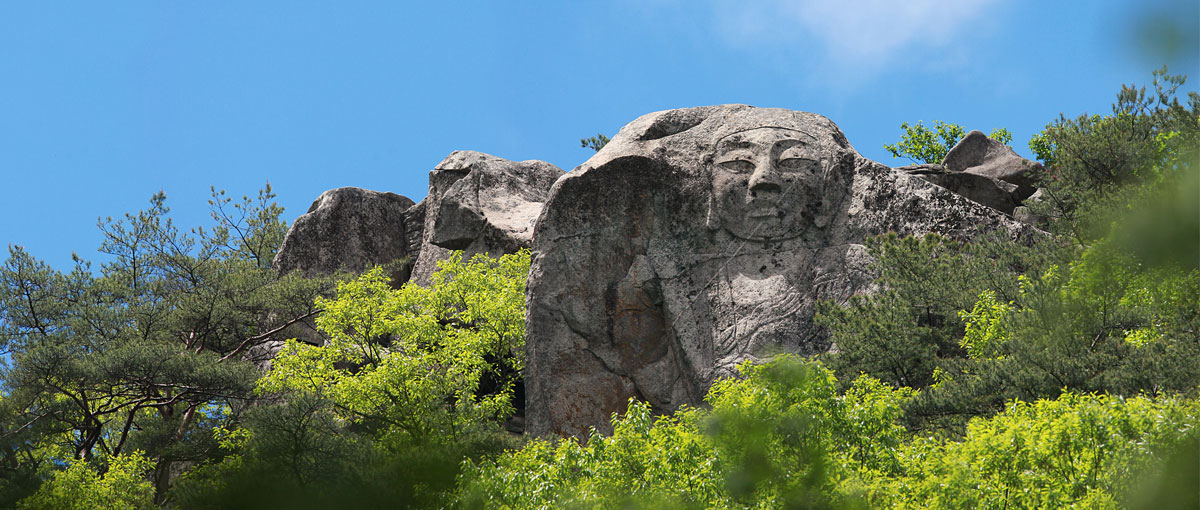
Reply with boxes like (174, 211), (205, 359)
(259, 249), (530, 442)
(176, 250), (531, 509)
(910, 191), (1200, 431)
(0, 185), (331, 505)
(860, 393), (1199, 509)
(16, 451), (156, 510)
(461, 356), (1195, 509)
(816, 233), (1056, 392)
(459, 356), (910, 509)
(900, 71), (1200, 431)
(834, 71), (1199, 435)
(821, 176), (1199, 434)
(169, 394), (410, 510)
(458, 355), (1200, 506)
(883, 121), (1012, 164)
(1027, 67), (1199, 240)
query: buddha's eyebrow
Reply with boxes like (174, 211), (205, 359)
(777, 129), (817, 142)
(717, 140), (755, 151)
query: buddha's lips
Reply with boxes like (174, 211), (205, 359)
(747, 207), (778, 219)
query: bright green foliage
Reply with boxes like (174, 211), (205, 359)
(883, 120), (963, 164)
(987, 127), (1013, 146)
(958, 290), (1012, 360)
(174, 250), (531, 509)
(17, 451), (155, 510)
(259, 249), (530, 443)
(859, 393), (1199, 510)
(461, 356), (1195, 509)
(704, 362), (913, 497)
(883, 121), (1012, 164)
(827, 97), (1200, 430)
(1028, 130), (1056, 166)
(1122, 328), (1160, 348)
(460, 403), (721, 509)
(459, 357), (912, 509)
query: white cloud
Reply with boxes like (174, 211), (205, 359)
(708, 0), (1000, 62)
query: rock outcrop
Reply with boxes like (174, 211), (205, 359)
(897, 163), (1021, 215)
(274, 152), (561, 285)
(408, 151), (562, 285)
(273, 187), (418, 276)
(524, 105), (1039, 437)
(271, 153), (560, 362)
(942, 130), (1041, 201)
(895, 131), (1044, 216)
(270, 108), (1047, 439)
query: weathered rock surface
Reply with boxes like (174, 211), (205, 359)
(273, 187), (418, 276)
(408, 151), (562, 285)
(898, 163), (1020, 215)
(525, 105), (1040, 437)
(274, 151), (562, 286)
(943, 130), (1042, 201)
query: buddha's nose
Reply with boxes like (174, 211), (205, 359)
(748, 162), (782, 193)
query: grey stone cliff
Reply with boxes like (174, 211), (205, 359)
(408, 150), (562, 285)
(269, 109), (1045, 440)
(274, 152), (561, 285)
(524, 105), (1040, 437)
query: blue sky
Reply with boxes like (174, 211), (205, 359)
(2, 1), (1197, 269)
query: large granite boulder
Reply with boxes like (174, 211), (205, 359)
(893, 132), (1047, 217)
(525, 105), (1039, 437)
(266, 187), (419, 357)
(273, 187), (418, 276)
(943, 130), (1042, 200)
(897, 163), (1021, 215)
(408, 150), (562, 285)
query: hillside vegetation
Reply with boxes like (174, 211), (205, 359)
(0, 70), (1196, 509)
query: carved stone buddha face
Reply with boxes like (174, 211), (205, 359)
(708, 127), (826, 241)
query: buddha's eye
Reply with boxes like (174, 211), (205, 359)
(718, 159), (754, 173)
(777, 157), (815, 171)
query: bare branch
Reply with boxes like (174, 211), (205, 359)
(219, 309), (321, 362)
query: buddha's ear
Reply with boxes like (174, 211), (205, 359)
(705, 192), (720, 231)
(814, 149), (854, 230)
(814, 178), (830, 230)
(702, 150), (721, 231)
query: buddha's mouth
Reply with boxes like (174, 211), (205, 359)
(747, 207), (779, 219)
